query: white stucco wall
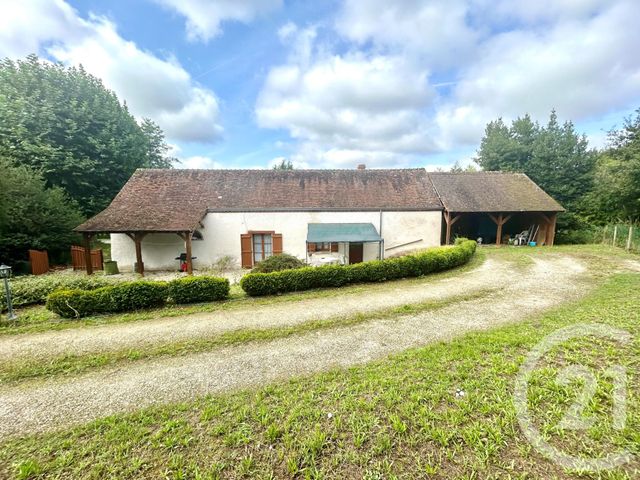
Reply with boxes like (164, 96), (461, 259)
(110, 210), (442, 271)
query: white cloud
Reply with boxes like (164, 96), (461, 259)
(154, 0), (282, 42)
(0, 0), (223, 144)
(335, 0), (480, 68)
(436, 0), (640, 147)
(256, 26), (438, 167)
(178, 155), (223, 169)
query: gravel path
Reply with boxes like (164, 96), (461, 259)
(2, 258), (516, 362)
(0, 256), (590, 439)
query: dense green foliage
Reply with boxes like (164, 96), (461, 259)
(251, 253), (306, 273)
(0, 273), (115, 311)
(0, 55), (173, 217)
(476, 111), (596, 241)
(590, 109), (640, 222)
(167, 276), (230, 304)
(241, 240), (476, 296)
(0, 159), (84, 265)
(46, 281), (168, 318)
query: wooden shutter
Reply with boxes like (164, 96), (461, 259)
(330, 242), (339, 252)
(272, 233), (283, 255)
(307, 242), (316, 253)
(241, 234), (253, 268)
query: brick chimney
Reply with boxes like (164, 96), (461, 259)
(357, 164), (366, 170)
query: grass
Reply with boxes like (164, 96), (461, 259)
(0, 249), (488, 336)
(1, 271), (638, 479)
(0, 288), (497, 384)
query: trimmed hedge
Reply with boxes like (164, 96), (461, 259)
(45, 275), (231, 318)
(167, 276), (230, 304)
(240, 239), (477, 296)
(1, 274), (115, 311)
(46, 281), (168, 318)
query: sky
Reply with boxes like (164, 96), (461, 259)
(1, 0), (639, 170)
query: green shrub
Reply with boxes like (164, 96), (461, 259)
(168, 276), (230, 304)
(1, 274), (115, 311)
(251, 253), (306, 273)
(46, 280), (168, 318)
(241, 239), (477, 296)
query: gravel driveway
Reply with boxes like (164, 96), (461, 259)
(1, 257), (523, 363)
(0, 255), (591, 439)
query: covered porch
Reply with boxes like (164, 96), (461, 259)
(443, 210), (558, 246)
(306, 223), (383, 265)
(78, 230), (198, 276)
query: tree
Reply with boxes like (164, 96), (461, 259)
(450, 160), (477, 172)
(0, 158), (84, 265)
(140, 118), (176, 169)
(590, 109), (640, 222)
(272, 158), (294, 170)
(0, 55), (174, 216)
(476, 111), (596, 213)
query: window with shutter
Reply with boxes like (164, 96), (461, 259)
(242, 231), (282, 268)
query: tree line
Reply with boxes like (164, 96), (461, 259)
(473, 110), (640, 243)
(0, 55), (175, 267)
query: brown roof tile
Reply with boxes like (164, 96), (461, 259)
(427, 171), (564, 213)
(76, 168), (442, 233)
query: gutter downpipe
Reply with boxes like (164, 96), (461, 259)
(379, 209), (384, 260)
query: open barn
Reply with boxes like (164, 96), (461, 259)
(428, 171), (564, 246)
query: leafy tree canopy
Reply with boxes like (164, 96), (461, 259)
(272, 158), (294, 170)
(475, 111), (596, 213)
(591, 109), (640, 222)
(0, 158), (84, 265)
(0, 55), (174, 217)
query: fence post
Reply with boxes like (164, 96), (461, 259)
(602, 225), (608, 244)
(613, 225), (618, 247)
(627, 225), (633, 251)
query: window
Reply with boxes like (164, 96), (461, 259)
(252, 233), (273, 263)
(308, 242), (338, 253)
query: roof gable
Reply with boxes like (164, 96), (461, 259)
(76, 168), (442, 233)
(427, 171), (564, 213)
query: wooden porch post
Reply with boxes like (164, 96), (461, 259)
(488, 213), (513, 247)
(185, 231), (193, 275)
(83, 233), (93, 275)
(546, 213), (557, 246)
(134, 234), (144, 276)
(444, 211), (462, 245)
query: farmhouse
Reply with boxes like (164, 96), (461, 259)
(75, 167), (563, 274)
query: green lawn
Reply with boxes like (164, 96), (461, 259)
(1, 272), (638, 479)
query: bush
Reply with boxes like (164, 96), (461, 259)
(46, 280), (168, 318)
(1, 274), (115, 311)
(167, 276), (230, 304)
(241, 239), (477, 296)
(251, 253), (306, 273)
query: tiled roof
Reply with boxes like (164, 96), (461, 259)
(427, 171), (564, 213)
(76, 168), (442, 233)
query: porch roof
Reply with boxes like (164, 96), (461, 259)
(307, 223), (382, 243)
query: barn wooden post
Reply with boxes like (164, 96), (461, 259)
(488, 213), (512, 247)
(83, 233), (93, 275)
(546, 213), (557, 246)
(444, 210), (461, 245)
(185, 231), (193, 275)
(133, 233), (145, 276)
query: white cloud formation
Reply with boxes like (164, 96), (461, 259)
(259, 0), (640, 167)
(154, 0), (282, 42)
(179, 155), (223, 169)
(256, 25), (437, 167)
(436, 0), (640, 147)
(336, 0), (480, 68)
(0, 0), (223, 144)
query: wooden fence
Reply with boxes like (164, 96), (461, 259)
(601, 223), (639, 253)
(71, 246), (104, 271)
(28, 249), (49, 275)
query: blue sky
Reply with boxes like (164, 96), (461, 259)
(1, 0), (640, 170)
